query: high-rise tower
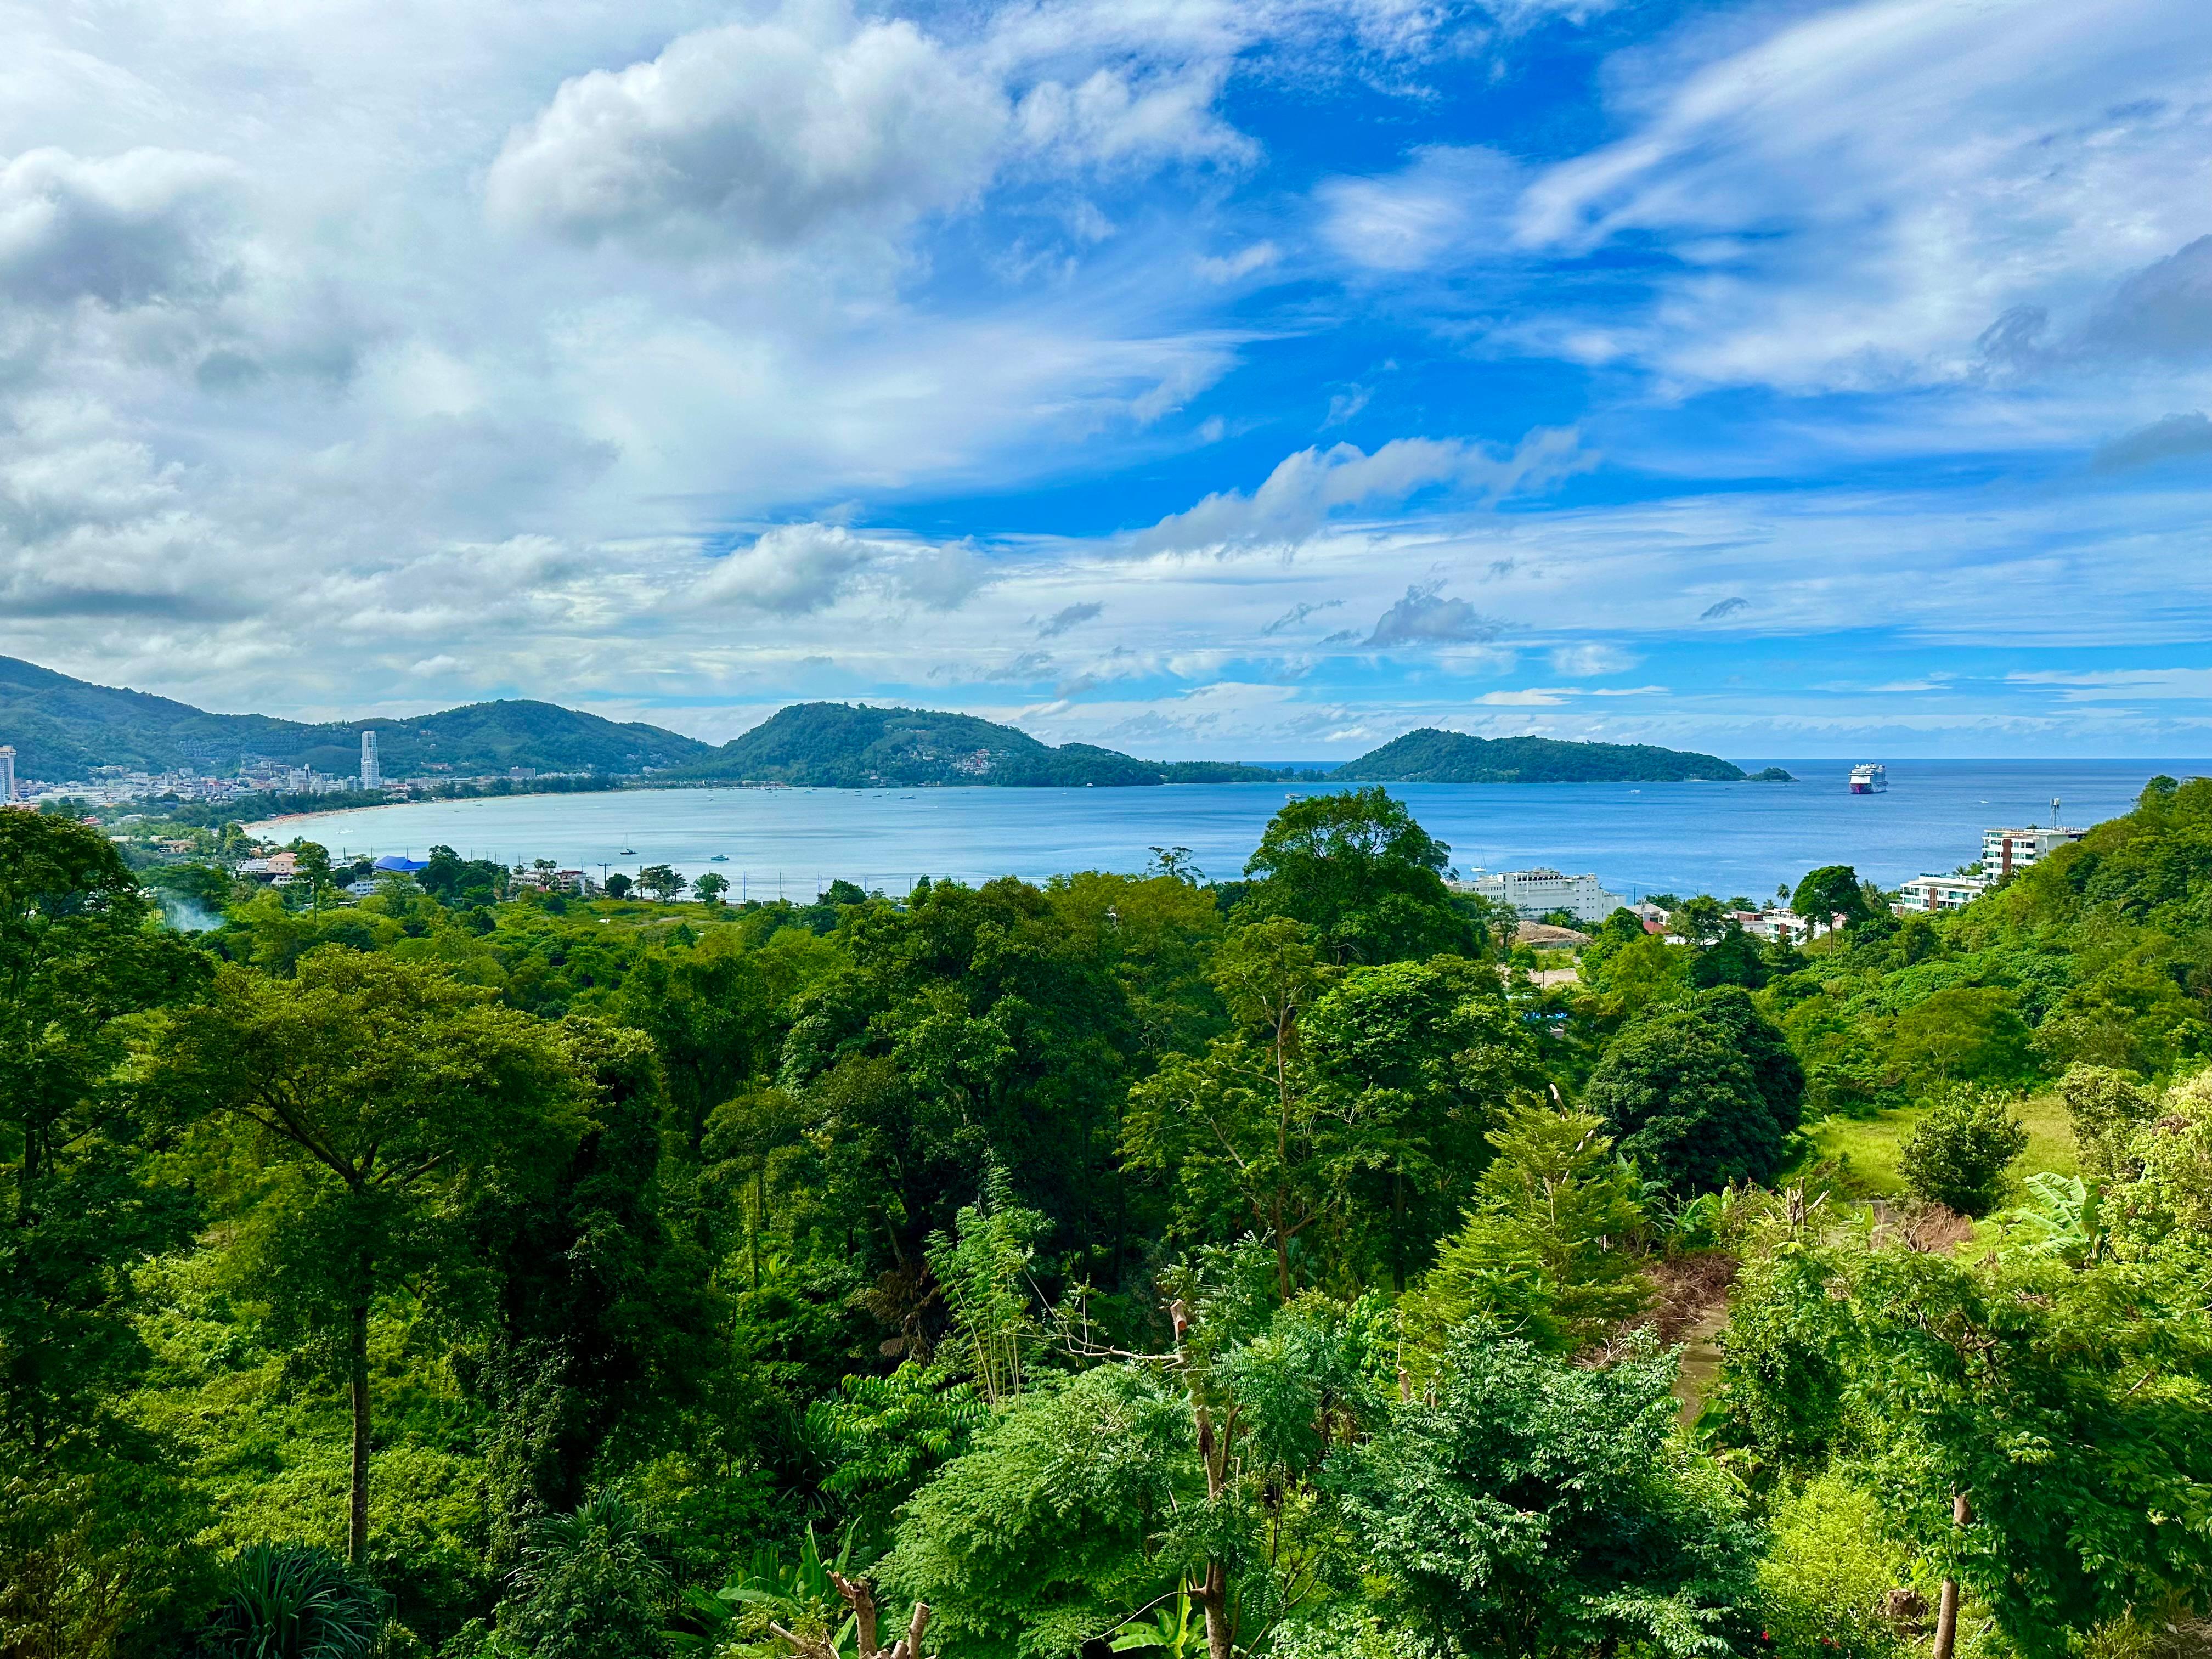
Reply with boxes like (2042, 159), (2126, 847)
(0, 745), (15, 804)
(360, 730), (381, 791)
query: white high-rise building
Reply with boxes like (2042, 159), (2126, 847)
(0, 745), (15, 803)
(360, 730), (381, 791)
(1452, 867), (1627, 924)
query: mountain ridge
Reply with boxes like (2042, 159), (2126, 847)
(0, 657), (1759, 790)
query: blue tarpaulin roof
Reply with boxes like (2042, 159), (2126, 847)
(371, 855), (430, 872)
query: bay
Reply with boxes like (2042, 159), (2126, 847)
(259, 759), (2200, 904)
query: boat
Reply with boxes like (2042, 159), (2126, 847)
(619, 846), (637, 855)
(709, 854), (729, 862)
(1849, 763), (1887, 794)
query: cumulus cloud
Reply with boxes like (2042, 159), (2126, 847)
(2089, 412), (2212, 473)
(487, 1), (1008, 257)
(1362, 582), (1503, 648)
(0, 146), (243, 307)
(1132, 427), (1592, 553)
(691, 523), (888, 613)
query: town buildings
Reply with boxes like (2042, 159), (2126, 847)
(1894, 873), (1988, 913)
(1453, 867), (1628, 924)
(1981, 821), (2085, 878)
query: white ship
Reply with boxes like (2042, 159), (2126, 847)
(1849, 763), (1887, 794)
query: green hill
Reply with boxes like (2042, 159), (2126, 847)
(1332, 728), (1748, 783)
(0, 656), (712, 781)
(677, 703), (1169, 787)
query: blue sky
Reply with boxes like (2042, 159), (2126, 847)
(3, 0), (2210, 759)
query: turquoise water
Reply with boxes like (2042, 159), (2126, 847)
(263, 760), (2197, 904)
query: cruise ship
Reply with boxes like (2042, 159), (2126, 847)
(1849, 763), (1887, 794)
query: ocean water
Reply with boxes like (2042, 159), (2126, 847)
(261, 760), (2200, 905)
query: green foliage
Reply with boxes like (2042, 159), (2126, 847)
(1895, 1086), (2029, 1216)
(1791, 865), (1870, 927)
(925, 1166), (1049, 1407)
(199, 1542), (389, 1659)
(1403, 1104), (1650, 1355)
(805, 1364), (984, 1530)
(1755, 1472), (1915, 1659)
(675, 701), (1164, 788)
(1331, 1321), (1762, 1657)
(1240, 789), (1474, 964)
(1329, 727), (1747, 783)
(1584, 989), (1800, 1194)
(883, 1366), (1197, 1659)
(2061, 1064), (2157, 1179)
(502, 1491), (670, 1659)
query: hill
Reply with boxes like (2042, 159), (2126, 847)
(1332, 728), (1748, 783)
(0, 656), (712, 781)
(677, 703), (1169, 787)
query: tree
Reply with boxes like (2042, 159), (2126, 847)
(1709, 1238), (2212, 1658)
(1242, 788), (1474, 963)
(636, 865), (687, 903)
(1300, 956), (1543, 1289)
(603, 872), (634, 900)
(1404, 1104), (1651, 1356)
(693, 870), (729, 905)
(1791, 865), (1867, 930)
(2058, 1064), (2154, 1180)
(1583, 990), (1799, 1194)
(1890, 987), (2034, 1088)
(1897, 1086), (2028, 1217)
(1329, 1321), (1760, 1657)
(1123, 921), (1338, 1299)
(151, 951), (586, 1562)
(0, 812), (212, 1653)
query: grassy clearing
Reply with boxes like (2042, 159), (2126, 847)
(1798, 1089), (2078, 1198)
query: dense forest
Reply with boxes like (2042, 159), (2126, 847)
(4, 781), (2209, 1659)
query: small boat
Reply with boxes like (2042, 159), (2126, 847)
(619, 846), (637, 855)
(710, 854), (729, 862)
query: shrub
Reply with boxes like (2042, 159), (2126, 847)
(200, 1542), (388, 1659)
(1897, 1087), (2029, 1218)
(1757, 1471), (1916, 1659)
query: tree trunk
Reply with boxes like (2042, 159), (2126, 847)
(1931, 1491), (1971, 1659)
(1199, 1559), (1232, 1659)
(348, 1296), (371, 1564)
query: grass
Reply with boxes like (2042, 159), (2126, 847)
(1798, 1088), (2078, 1199)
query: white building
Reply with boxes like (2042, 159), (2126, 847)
(1896, 874), (1988, 913)
(360, 730), (382, 791)
(1454, 867), (1627, 924)
(0, 745), (14, 804)
(1734, 908), (1810, 943)
(1981, 823), (2083, 879)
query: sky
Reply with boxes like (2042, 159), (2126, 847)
(4, 0), (2212, 761)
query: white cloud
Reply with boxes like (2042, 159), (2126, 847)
(1514, 0), (2212, 392)
(1363, 582), (1502, 648)
(0, 146), (243, 308)
(1194, 240), (1279, 283)
(487, 1), (1008, 258)
(1131, 427), (1592, 552)
(691, 522), (889, 613)
(1319, 145), (1523, 273)
(1549, 642), (1637, 675)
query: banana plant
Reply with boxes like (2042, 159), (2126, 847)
(669, 1523), (860, 1657)
(1108, 1589), (1203, 1659)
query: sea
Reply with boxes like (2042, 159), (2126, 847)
(256, 759), (2202, 906)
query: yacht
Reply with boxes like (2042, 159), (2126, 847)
(1849, 763), (1887, 794)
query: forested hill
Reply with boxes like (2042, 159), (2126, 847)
(1333, 727), (1748, 783)
(679, 701), (1186, 787)
(0, 655), (712, 778)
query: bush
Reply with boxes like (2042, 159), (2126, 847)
(500, 1492), (669, 1659)
(1584, 989), (1802, 1194)
(200, 1542), (388, 1659)
(1757, 1471), (1916, 1659)
(1897, 1087), (2029, 1217)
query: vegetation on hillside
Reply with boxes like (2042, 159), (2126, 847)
(1329, 727), (1751, 783)
(4, 777), (2209, 1659)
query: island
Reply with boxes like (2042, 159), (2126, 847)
(1330, 728), (1750, 784)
